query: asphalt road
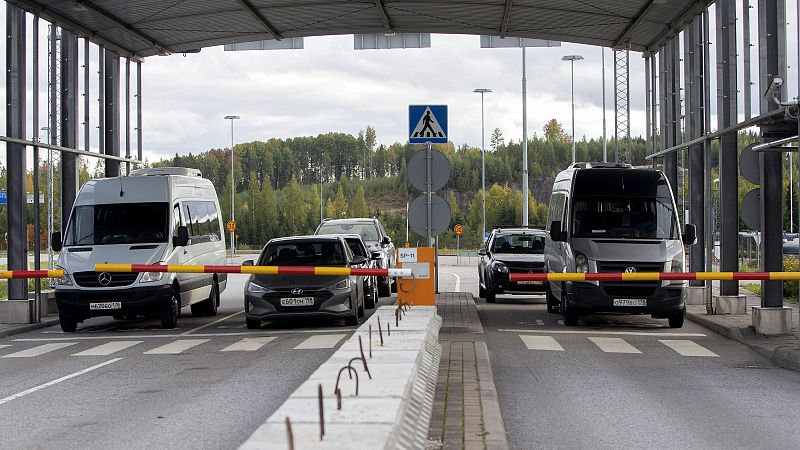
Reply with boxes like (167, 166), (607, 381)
(0, 264), (393, 450)
(446, 265), (800, 449)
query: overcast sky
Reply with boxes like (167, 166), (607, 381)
(2, 1), (800, 166)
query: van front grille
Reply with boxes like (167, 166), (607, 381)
(596, 261), (664, 298)
(73, 271), (139, 288)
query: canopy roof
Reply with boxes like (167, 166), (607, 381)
(10, 0), (711, 58)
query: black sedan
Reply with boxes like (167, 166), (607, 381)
(478, 228), (547, 303)
(243, 235), (366, 328)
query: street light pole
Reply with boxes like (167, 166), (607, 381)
(473, 88), (492, 239)
(601, 48), (607, 162)
(562, 55), (583, 164)
(224, 115), (240, 257)
(522, 47), (529, 227)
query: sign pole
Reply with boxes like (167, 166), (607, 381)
(457, 234), (460, 266)
(426, 141), (432, 246)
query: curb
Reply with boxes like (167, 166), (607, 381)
(0, 317), (59, 339)
(686, 311), (800, 372)
(475, 341), (509, 450)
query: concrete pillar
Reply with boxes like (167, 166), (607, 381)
(60, 30), (80, 234)
(686, 16), (706, 286)
(662, 38), (679, 201)
(104, 49), (121, 177)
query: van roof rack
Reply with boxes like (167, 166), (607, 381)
(492, 225), (528, 229)
(129, 167), (202, 177)
(571, 162), (632, 169)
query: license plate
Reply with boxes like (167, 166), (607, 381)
(280, 297), (315, 306)
(517, 280), (543, 285)
(613, 299), (647, 307)
(89, 301), (122, 311)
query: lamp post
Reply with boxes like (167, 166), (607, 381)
(473, 88), (492, 239)
(224, 115), (240, 257)
(561, 55), (584, 164)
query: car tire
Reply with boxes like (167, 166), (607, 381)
(561, 290), (578, 326)
(478, 283), (486, 299)
(358, 293), (365, 318)
(545, 284), (559, 314)
(59, 315), (78, 333)
(160, 291), (179, 329)
(365, 283), (377, 309)
(390, 277), (397, 293)
(485, 290), (496, 303)
(378, 280), (391, 298)
(668, 308), (685, 328)
(112, 313), (125, 321)
(246, 318), (261, 329)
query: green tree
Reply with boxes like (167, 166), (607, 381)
(543, 119), (567, 142)
(333, 187), (348, 218)
(280, 176), (307, 235)
(350, 186), (369, 217)
(490, 128), (504, 151)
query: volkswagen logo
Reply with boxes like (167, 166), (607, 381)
(98, 272), (112, 286)
(624, 267), (637, 273)
(291, 288), (303, 295)
(528, 270), (534, 274)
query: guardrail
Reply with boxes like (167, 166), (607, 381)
(0, 270), (63, 279)
(510, 271), (800, 282)
(95, 264), (412, 277)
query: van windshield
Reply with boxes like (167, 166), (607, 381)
(64, 203), (169, 246)
(571, 196), (678, 240)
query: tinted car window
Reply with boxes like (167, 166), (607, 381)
(259, 240), (346, 266)
(65, 203), (169, 245)
(492, 234), (545, 254)
(345, 238), (366, 257)
(317, 223), (379, 243)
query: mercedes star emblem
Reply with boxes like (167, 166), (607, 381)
(98, 272), (112, 286)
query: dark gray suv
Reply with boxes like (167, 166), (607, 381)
(315, 218), (396, 297)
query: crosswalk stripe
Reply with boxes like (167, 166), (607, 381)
(588, 337), (642, 354)
(659, 339), (719, 357)
(2, 342), (77, 358)
(294, 334), (346, 350)
(220, 337), (276, 352)
(72, 341), (143, 356)
(519, 335), (564, 351)
(143, 339), (209, 355)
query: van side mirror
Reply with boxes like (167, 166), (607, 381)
(173, 226), (190, 247)
(478, 248), (487, 256)
(550, 221), (566, 242)
(242, 260), (254, 266)
(683, 224), (697, 245)
(51, 232), (63, 252)
(382, 236), (391, 246)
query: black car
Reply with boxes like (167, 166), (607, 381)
(315, 217), (396, 297)
(243, 235), (366, 328)
(478, 227), (547, 303)
(337, 233), (382, 309)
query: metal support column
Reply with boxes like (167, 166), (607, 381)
(33, 15), (42, 321)
(98, 45), (105, 166)
(663, 38), (679, 200)
(645, 54), (652, 159)
(758, 0), (787, 306)
(614, 49), (631, 163)
(6, 4), (28, 302)
(136, 61), (143, 162)
(717, 0), (739, 295)
(686, 16), (706, 285)
(60, 30), (79, 233)
(743, 1), (753, 120)
(650, 55), (658, 164)
(104, 49), (121, 177)
(125, 59), (131, 174)
(659, 47), (667, 171)
(703, 6), (714, 312)
(83, 39), (89, 152)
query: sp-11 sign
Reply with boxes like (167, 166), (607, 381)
(398, 248), (418, 263)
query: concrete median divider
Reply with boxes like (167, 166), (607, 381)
(239, 304), (442, 450)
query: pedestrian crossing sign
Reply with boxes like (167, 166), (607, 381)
(409, 105), (448, 143)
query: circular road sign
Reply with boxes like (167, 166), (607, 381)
(454, 224), (464, 235)
(408, 149), (450, 192)
(408, 194), (452, 236)
(741, 188), (760, 231)
(226, 220), (237, 233)
(739, 143), (760, 185)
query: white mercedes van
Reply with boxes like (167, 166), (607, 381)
(544, 163), (696, 328)
(51, 167), (227, 331)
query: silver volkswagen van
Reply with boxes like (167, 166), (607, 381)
(544, 163), (696, 328)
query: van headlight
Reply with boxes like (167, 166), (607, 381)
(140, 271), (164, 283)
(329, 279), (351, 290)
(574, 252), (589, 273)
(492, 262), (509, 273)
(671, 254), (685, 272)
(54, 266), (72, 286)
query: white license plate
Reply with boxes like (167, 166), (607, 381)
(613, 299), (647, 307)
(280, 297), (315, 306)
(517, 280), (543, 285)
(89, 301), (122, 311)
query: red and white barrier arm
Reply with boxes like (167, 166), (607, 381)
(510, 272), (800, 282)
(0, 270), (64, 279)
(95, 264), (413, 278)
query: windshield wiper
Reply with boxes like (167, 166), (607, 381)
(76, 232), (94, 244)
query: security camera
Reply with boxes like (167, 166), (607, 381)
(764, 76), (783, 100)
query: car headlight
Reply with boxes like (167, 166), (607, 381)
(140, 271), (164, 283)
(574, 252), (589, 273)
(492, 262), (509, 273)
(246, 280), (268, 294)
(329, 278), (351, 290)
(671, 253), (685, 272)
(54, 266), (72, 286)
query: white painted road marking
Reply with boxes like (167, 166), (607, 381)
(72, 341), (143, 356)
(659, 339), (719, 357)
(499, 329), (707, 337)
(589, 337), (642, 354)
(450, 272), (461, 292)
(294, 334), (346, 350)
(2, 342), (77, 358)
(15, 328), (352, 341)
(0, 358), (122, 406)
(519, 335), (564, 351)
(0, 345), (11, 349)
(144, 339), (209, 355)
(221, 337), (276, 352)
(180, 310), (245, 335)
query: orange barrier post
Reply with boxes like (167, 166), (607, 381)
(396, 247), (435, 306)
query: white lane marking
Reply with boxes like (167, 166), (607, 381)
(499, 329), (706, 337)
(294, 334), (346, 350)
(450, 272), (461, 292)
(15, 328), (353, 342)
(220, 337), (276, 352)
(588, 337), (642, 354)
(536, 320), (544, 326)
(143, 339), (209, 355)
(659, 339), (719, 357)
(0, 358), (123, 406)
(0, 345), (11, 349)
(72, 341), (143, 356)
(2, 342), (77, 358)
(180, 310), (245, 335)
(519, 335), (564, 351)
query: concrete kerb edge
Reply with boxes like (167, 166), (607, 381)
(0, 317), (60, 338)
(686, 310), (800, 373)
(474, 341), (510, 450)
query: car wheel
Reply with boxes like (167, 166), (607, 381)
(668, 308), (685, 328)
(345, 295), (359, 326)
(365, 283), (377, 309)
(59, 315), (78, 333)
(160, 291), (179, 329)
(561, 290), (578, 326)
(246, 318), (261, 329)
(485, 290), (496, 303)
(390, 277), (397, 293)
(378, 279), (390, 298)
(478, 282), (486, 299)
(357, 293), (366, 318)
(545, 284), (559, 314)
(112, 313), (125, 321)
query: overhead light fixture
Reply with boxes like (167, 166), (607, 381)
(384, 30), (396, 37)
